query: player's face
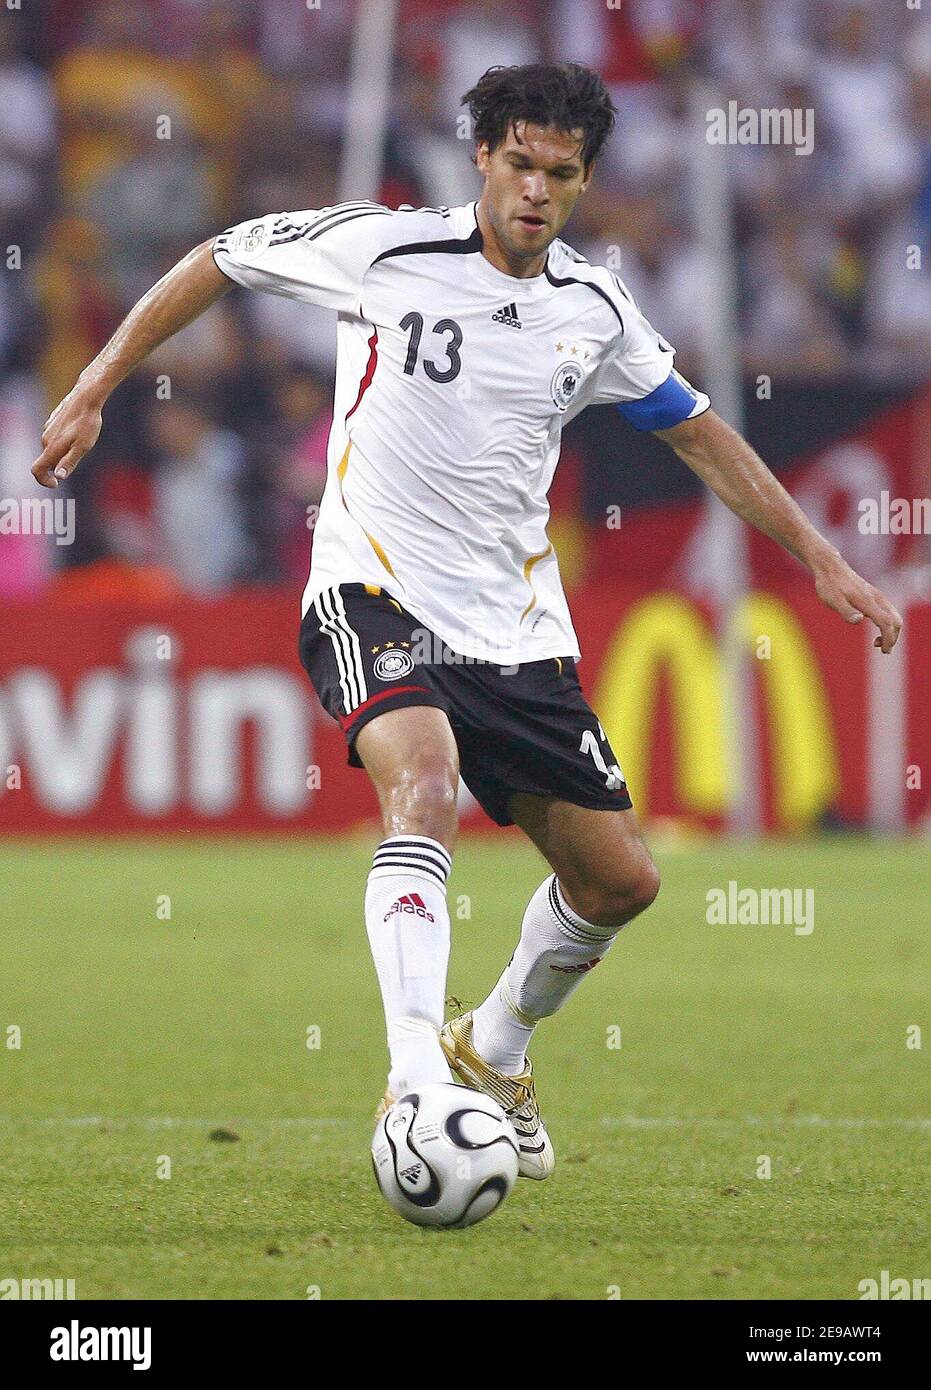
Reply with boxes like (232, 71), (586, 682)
(477, 122), (591, 263)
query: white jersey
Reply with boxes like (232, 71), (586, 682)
(214, 201), (709, 663)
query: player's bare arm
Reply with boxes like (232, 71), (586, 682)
(31, 239), (231, 489)
(656, 409), (903, 653)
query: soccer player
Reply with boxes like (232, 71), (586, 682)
(34, 64), (901, 1179)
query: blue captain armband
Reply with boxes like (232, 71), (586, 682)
(617, 369), (710, 431)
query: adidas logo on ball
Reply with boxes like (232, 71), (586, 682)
(371, 1083), (520, 1229)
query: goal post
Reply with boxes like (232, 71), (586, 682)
(339, 0), (401, 204)
(686, 80), (761, 834)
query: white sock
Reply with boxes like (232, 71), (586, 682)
(472, 875), (619, 1075)
(365, 835), (454, 1095)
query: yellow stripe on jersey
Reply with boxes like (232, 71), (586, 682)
(364, 584), (401, 613)
(364, 530), (398, 578)
(337, 441), (397, 579)
(520, 543), (554, 622)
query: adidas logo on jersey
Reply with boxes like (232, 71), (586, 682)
(491, 301), (522, 329)
(384, 892), (435, 923)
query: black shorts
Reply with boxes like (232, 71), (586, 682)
(299, 583), (633, 826)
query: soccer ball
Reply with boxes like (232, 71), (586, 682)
(371, 1083), (520, 1228)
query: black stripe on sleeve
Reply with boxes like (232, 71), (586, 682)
(265, 208), (391, 250)
(544, 264), (625, 333)
(372, 225), (483, 266)
(303, 208), (391, 242)
(266, 202), (387, 245)
(611, 273), (636, 305)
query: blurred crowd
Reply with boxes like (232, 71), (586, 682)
(0, 0), (928, 595)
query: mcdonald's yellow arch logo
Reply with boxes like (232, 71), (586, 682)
(593, 594), (839, 829)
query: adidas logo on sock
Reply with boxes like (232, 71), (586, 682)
(549, 956), (603, 973)
(491, 301), (522, 329)
(384, 892), (435, 923)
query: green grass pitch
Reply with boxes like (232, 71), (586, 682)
(1, 835), (927, 1301)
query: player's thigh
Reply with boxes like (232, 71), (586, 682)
(356, 706), (461, 843)
(508, 793), (660, 926)
(300, 583), (460, 843)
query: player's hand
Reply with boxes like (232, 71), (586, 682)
(31, 385), (104, 488)
(812, 553), (902, 653)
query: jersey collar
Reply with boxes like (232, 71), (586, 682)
(467, 201), (552, 298)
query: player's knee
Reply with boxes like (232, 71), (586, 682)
(626, 855), (661, 917)
(381, 753), (459, 839)
(570, 852), (660, 928)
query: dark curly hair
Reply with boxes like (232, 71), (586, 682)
(462, 63), (616, 171)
